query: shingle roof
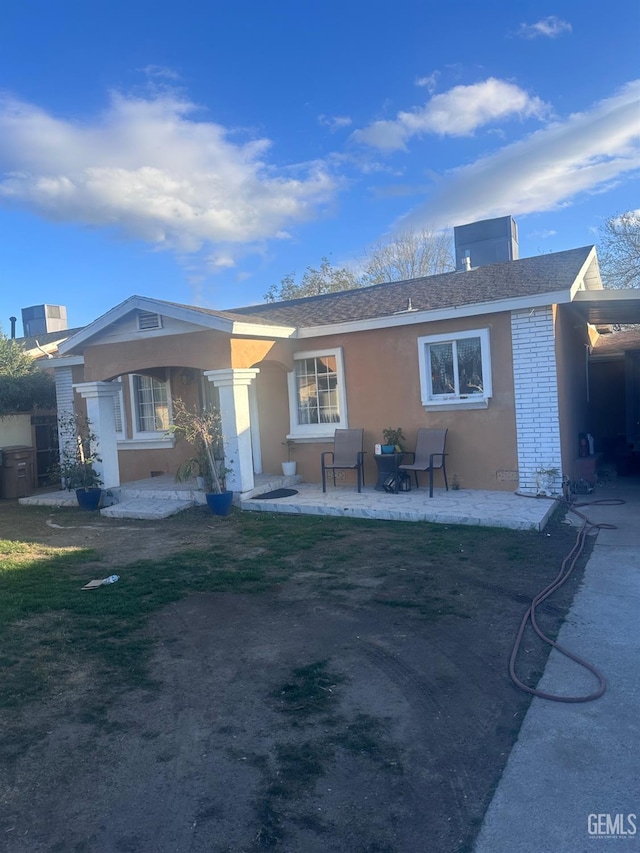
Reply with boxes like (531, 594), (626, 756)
(592, 328), (640, 354)
(215, 245), (595, 328)
(15, 327), (84, 351)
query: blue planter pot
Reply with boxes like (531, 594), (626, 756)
(76, 488), (102, 511)
(205, 490), (234, 516)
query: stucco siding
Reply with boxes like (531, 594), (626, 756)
(263, 311), (519, 490)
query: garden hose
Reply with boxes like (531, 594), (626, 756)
(509, 496), (623, 703)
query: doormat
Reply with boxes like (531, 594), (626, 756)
(251, 488), (299, 500)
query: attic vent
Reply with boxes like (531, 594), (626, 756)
(137, 311), (163, 331)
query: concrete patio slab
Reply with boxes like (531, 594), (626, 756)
(20, 476), (556, 529)
(242, 482), (556, 530)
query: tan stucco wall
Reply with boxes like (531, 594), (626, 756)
(250, 312), (519, 490)
(554, 305), (591, 478)
(82, 330), (232, 381)
(71, 312), (520, 491)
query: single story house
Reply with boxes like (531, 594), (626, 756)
(44, 217), (640, 498)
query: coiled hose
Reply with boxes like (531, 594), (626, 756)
(509, 497), (623, 703)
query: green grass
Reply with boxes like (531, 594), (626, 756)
(0, 503), (576, 720)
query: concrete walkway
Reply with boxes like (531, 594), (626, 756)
(474, 480), (640, 851)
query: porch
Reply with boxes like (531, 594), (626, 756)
(20, 475), (557, 530)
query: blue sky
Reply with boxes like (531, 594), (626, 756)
(1, 0), (639, 333)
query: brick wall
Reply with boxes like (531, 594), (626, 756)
(511, 307), (562, 495)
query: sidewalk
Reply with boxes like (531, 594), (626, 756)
(474, 481), (640, 851)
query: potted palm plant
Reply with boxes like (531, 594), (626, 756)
(56, 412), (104, 510)
(170, 399), (234, 516)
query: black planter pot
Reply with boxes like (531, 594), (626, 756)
(205, 490), (234, 516)
(76, 487), (102, 511)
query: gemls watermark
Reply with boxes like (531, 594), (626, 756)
(588, 813), (637, 839)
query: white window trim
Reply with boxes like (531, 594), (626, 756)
(417, 328), (492, 410)
(287, 347), (349, 440)
(127, 372), (175, 443)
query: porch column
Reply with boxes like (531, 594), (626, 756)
(204, 368), (260, 493)
(73, 381), (123, 489)
(54, 365), (77, 465)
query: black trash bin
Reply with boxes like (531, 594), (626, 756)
(0, 445), (36, 499)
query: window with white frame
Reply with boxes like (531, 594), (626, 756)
(131, 374), (172, 435)
(288, 348), (348, 437)
(417, 329), (492, 409)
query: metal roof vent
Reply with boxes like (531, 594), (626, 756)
(137, 311), (163, 331)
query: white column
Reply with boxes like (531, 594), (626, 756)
(204, 368), (260, 493)
(73, 381), (123, 489)
(54, 366), (77, 464)
(511, 308), (563, 495)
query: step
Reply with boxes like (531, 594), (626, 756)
(100, 498), (196, 520)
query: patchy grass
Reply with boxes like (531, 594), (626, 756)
(0, 504), (581, 719)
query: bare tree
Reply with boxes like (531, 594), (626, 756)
(598, 211), (640, 289)
(362, 228), (455, 284)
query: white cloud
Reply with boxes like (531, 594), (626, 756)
(517, 16), (572, 39)
(415, 72), (439, 93)
(318, 114), (352, 132)
(351, 78), (550, 151)
(142, 65), (182, 81)
(398, 81), (640, 232)
(0, 91), (336, 256)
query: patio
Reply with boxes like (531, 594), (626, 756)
(20, 474), (557, 530)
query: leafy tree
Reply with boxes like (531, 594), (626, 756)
(0, 331), (56, 415)
(598, 211), (640, 289)
(264, 257), (362, 302)
(361, 228), (455, 284)
(0, 331), (36, 376)
(263, 229), (454, 302)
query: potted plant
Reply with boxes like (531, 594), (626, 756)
(281, 439), (297, 476)
(535, 466), (561, 497)
(382, 427), (405, 453)
(56, 412), (104, 510)
(170, 399), (234, 516)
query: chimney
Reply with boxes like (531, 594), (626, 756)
(9, 316), (17, 339)
(454, 215), (519, 269)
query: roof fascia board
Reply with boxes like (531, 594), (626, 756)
(40, 355), (85, 368)
(295, 290), (571, 338)
(569, 247), (602, 297)
(59, 295), (237, 354)
(573, 288), (640, 305)
(230, 321), (297, 338)
(59, 295), (298, 353)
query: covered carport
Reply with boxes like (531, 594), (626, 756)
(572, 289), (640, 475)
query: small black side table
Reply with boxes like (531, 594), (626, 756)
(374, 453), (405, 491)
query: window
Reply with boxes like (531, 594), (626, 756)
(132, 374), (171, 434)
(418, 329), (492, 409)
(288, 348), (348, 437)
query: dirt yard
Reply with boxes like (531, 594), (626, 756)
(0, 501), (589, 853)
